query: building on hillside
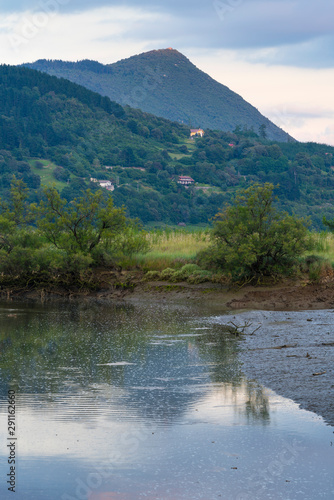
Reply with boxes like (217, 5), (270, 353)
(90, 178), (115, 191)
(178, 175), (195, 186)
(190, 128), (204, 138)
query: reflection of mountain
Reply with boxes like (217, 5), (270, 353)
(0, 301), (269, 425)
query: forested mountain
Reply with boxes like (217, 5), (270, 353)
(24, 48), (291, 142)
(1, 64), (334, 228)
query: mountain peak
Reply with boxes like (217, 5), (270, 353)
(23, 49), (292, 142)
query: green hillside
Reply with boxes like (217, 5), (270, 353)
(1, 64), (334, 228)
(24, 49), (291, 142)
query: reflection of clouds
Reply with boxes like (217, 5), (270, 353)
(2, 378), (271, 461)
(10, 399), (156, 461)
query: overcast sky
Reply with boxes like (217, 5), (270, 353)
(1, 0), (334, 145)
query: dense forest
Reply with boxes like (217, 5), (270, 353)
(1, 64), (334, 228)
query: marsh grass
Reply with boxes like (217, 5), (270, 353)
(122, 228), (334, 284)
(131, 228), (211, 271)
(308, 231), (334, 262)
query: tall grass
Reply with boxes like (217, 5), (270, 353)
(132, 228), (210, 271)
(125, 228), (334, 281)
(308, 231), (334, 262)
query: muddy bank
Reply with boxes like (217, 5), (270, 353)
(210, 309), (334, 427)
(2, 271), (334, 311)
(124, 279), (334, 311)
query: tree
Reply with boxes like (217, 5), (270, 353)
(0, 178), (37, 256)
(322, 216), (334, 232)
(201, 183), (310, 281)
(36, 187), (127, 256)
(259, 124), (267, 139)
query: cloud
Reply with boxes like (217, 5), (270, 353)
(1, 0), (333, 68)
(247, 35), (334, 68)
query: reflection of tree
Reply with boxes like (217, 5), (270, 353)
(195, 325), (270, 423)
(194, 325), (243, 384)
(0, 302), (210, 423)
(0, 301), (270, 425)
(244, 380), (270, 423)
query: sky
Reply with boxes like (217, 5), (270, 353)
(1, 0), (334, 145)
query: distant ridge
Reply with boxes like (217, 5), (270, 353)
(24, 49), (293, 142)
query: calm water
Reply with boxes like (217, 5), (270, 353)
(0, 300), (333, 500)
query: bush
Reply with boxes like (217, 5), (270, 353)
(160, 267), (175, 279)
(168, 264), (202, 282)
(144, 270), (161, 280)
(187, 270), (212, 284)
(300, 255), (333, 283)
(53, 166), (70, 182)
(202, 183), (311, 282)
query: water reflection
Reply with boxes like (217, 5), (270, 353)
(0, 301), (333, 500)
(0, 301), (267, 424)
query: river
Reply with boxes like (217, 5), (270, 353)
(0, 300), (333, 499)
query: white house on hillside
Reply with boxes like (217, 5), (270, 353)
(190, 128), (204, 138)
(178, 175), (195, 186)
(90, 178), (115, 191)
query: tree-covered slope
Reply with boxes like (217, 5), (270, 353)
(1, 64), (334, 229)
(24, 49), (291, 142)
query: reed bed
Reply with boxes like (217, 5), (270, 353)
(308, 231), (334, 262)
(133, 228), (211, 271)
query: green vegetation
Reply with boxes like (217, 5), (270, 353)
(133, 228), (210, 270)
(198, 183), (311, 282)
(0, 179), (148, 289)
(136, 185), (334, 286)
(1, 64), (334, 229)
(24, 49), (290, 142)
(0, 180), (334, 290)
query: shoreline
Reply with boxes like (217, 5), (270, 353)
(3, 274), (334, 311)
(1, 276), (333, 427)
(234, 308), (334, 428)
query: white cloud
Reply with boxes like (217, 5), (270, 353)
(0, 6), (161, 64)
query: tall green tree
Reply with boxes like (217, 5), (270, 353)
(201, 183), (310, 281)
(36, 187), (127, 256)
(0, 177), (35, 253)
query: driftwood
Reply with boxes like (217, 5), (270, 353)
(208, 321), (261, 337)
(227, 320), (261, 336)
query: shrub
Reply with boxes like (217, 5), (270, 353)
(202, 183), (311, 282)
(144, 270), (161, 280)
(160, 267), (175, 279)
(187, 270), (212, 284)
(168, 264), (203, 282)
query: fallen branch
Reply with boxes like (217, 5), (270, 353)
(228, 321), (261, 336)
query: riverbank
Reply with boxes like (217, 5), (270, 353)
(2, 271), (334, 310)
(1, 273), (333, 427)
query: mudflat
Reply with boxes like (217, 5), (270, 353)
(125, 279), (334, 427)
